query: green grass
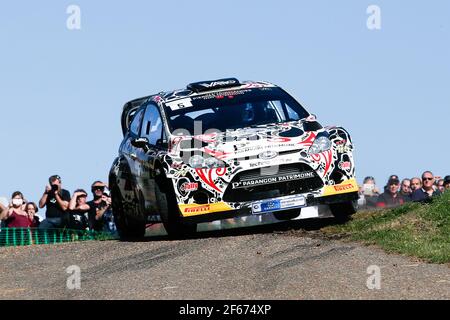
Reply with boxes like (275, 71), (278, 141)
(322, 191), (450, 264)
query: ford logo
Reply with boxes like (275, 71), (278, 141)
(258, 150), (278, 160)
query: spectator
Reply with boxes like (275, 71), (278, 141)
(359, 176), (380, 208)
(0, 198), (7, 230)
(377, 177), (405, 208)
(68, 189), (90, 230)
(0, 192), (33, 228)
(38, 175), (71, 229)
(411, 171), (441, 203)
(384, 174), (399, 192)
(25, 202), (40, 228)
(0, 202), (7, 219)
(399, 178), (412, 202)
(436, 179), (445, 193)
(410, 177), (422, 193)
(443, 176), (450, 191)
(87, 181), (113, 232)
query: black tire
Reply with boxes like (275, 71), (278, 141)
(273, 209), (301, 221)
(155, 179), (197, 239)
(329, 200), (358, 222)
(111, 186), (146, 240)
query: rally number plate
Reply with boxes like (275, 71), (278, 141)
(251, 195), (306, 214)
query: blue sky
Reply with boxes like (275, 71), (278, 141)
(1, 1), (449, 214)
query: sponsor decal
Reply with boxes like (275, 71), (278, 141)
(333, 183), (355, 192)
(252, 195), (306, 214)
(267, 137), (291, 143)
(336, 145), (351, 153)
(322, 178), (359, 196)
(180, 182), (198, 192)
(248, 158), (295, 168)
(249, 161), (273, 168)
(242, 82), (275, 89)
(232, 172), (315, 189)
(258, 150), (278, 160)
(338, 161), (351, 170)
(199, 80), (238, 88)
(234, 143), (297, 155)
(179, 202), (233, 217)
(184, 205), (210, 214)
(193, 89), (251, 101)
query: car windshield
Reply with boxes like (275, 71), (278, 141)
(165, 87), (310, 135)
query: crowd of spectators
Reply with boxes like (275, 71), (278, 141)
(0, 175), (116, 236)
(1, 171), (449, 235)
(358, 171), (450, 209)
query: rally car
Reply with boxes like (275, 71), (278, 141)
(109, 78), (358, 239)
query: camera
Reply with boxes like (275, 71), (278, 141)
(363, 184), (375, 196)
(51, 184), (59, 192)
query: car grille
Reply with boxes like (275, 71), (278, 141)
(222, 163), (324, 202)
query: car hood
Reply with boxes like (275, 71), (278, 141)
(174, 120), (325, 161)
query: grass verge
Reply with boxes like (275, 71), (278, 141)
(322, 191), (450, 264)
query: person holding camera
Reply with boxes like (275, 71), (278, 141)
(358, 176), (380, 209)
(67, 189), (90, 230)
(87, 181), (113, 232)
(0, 191), (33, 228)
(38, 175), (71, 229)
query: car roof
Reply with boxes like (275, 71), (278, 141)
(154, 79), (278, 106)
(121, 78), (278, 135)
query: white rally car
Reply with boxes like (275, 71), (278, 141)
(109, 78), (358, 238)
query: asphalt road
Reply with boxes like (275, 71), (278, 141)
(1, 219), (449, 300)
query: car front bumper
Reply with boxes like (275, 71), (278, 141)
(178, 179), (359, 223)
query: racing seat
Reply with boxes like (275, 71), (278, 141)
(251, 102), (279, 125)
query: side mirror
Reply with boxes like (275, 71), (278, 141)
(131, 137), (150, 151)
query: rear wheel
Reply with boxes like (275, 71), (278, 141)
(111, 186), (146, 240)
(329, 200), (358, 222)
(155, 179), (197, 239)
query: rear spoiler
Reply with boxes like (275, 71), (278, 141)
(121, 95), (153, 136)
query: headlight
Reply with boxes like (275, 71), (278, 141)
(204, 157), (225, 168)
(309, 136), (332, 154)
(188, 155), (226, 168)
(189, 155), (205, 168)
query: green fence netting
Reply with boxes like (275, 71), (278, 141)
(0, 227), (116, 247)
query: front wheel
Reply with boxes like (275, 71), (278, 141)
(329, 200), (358, 222)
(111, 186), (146, 240)
(155, 180), (197, 239)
